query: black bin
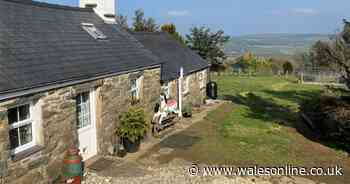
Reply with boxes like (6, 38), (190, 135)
(206, 81), (218, 99)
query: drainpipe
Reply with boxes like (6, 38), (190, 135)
(178, 67), (183, 118)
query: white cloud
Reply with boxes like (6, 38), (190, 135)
(268, 8), (319, 16)
(167, 10), (190, 17)
(269, 10), (284, 16)
(292, 8), (319, 15)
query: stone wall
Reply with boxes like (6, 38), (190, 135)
(183, 69), (209, 107)
(167, 69), (209, 107)
(0, 67), (161, 184)
(0, 89), (78, 184)
(98, 68), (160, 155)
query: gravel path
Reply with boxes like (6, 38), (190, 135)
(82, 159), (322, 184)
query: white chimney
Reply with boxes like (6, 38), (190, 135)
(80, 0), (116, 23)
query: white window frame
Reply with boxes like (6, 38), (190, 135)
(76, 92), (92, 132)
(161, 82), (171, 98)
(81, 23), (107, 40)
(199, 71), (206, 89)
(131, 76), (142, 100)
(8, 103), (36, 155)
(183, 76), (190, 94)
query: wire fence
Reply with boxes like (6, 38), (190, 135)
(299, 66), (344, 85)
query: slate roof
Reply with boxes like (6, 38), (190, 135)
(131, 32), (210, 82)
(0, 0), (161, 97)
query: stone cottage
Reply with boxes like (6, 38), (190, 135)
(132, 32), (210, 107)
(0, 0), (163, 183)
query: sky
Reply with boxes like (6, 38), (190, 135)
(37, 0), (350, 36)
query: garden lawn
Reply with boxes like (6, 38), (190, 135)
(142, 76), (349, 184)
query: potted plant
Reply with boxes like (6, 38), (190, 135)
(182, 103), (193, 118)
(116, 107), (148, 153)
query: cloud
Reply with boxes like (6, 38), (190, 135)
(269, 10), (284, 16)
(167, 10), (190, 17)
(292, 8), (319, 15)
(268, 8), (319, 16)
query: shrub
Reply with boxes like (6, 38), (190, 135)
(116, 107), (148, 142)
(282, 61), (293, 74)
(302, 95), (350, 152)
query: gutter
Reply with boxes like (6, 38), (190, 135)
(162, 65), (210, 82)
(0, 64), (161, 102)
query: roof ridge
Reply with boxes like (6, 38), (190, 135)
(131, 31), (165, 35)
(2, 0), (93, 12)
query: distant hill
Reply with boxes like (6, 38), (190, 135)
(224, 33), (332, 58)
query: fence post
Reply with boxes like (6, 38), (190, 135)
(301, 72), (304, 84)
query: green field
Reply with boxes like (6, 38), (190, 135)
(224, 33), (331, 57)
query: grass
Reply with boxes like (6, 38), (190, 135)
(209, 76), (337, 163)
(143, 76), (349, 184)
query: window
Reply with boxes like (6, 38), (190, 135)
(161, 82), (171, 98)
(131, 76), (142, 100)
(81, 23), (107, 40)
(183, 76), (190, 94)
(76, 92), (91, 129)
(8, 104), (35, 154)
(199, 71), (206, 89)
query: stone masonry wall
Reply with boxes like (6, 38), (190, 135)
(183, 69), (209, 107)
(167, 69), (209, 107)
(98, 68), (161, 155)
(0, 67), (161, 184)
(0, 88), (79, 184)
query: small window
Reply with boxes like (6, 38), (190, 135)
(131, 77), (142, 100)
(199, 71), (206, 89)
(8, 104), (35, 154)
(183, 76), (190, 94)
(161, 82), (171, 98)
(81, 23), (107, 40)
(76, 92), (91, 129)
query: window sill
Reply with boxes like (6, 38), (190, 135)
(11, 145), (44, 162)
(182, 91), (190, 96)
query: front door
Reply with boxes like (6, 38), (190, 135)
(76, 90), (97, 160)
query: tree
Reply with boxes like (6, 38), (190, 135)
(132, 9), (158, 32)
(161, 24), (176, 34)
(132, 9), (145, 32)
(311, 19), (350, 88)
(144, 17), (158, 32)
(186, 26), (230, 70)
(236, 52), (274, 75)
(310, 41), (333, 67)
(161, 24), (185, 44)
(293, 52), (312, 70)
(282, 61), (293, 74)
(116, 14), (129, 30)
(236, 52), (255, 73)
